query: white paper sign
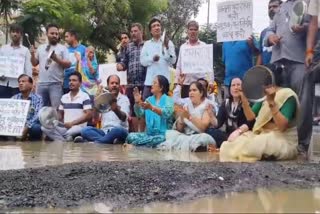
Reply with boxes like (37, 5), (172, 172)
(181, 44), (213, 74)
(217, 0), (253, 42)
(98, 63), (127, 86)
(0, 99), (30, 136)
(0, 53), (25, 78)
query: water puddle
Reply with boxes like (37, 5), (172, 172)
(7, 188), (320, 213)
(0, 142), (218, 170)
(119, 188), (320, 213)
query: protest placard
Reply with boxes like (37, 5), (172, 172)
(98, 63), (127, 86)
(0, 53), (25, 78)
(181, 44), (213, 74)
(0, 99), (30, 136)
(216, 0), (253, 42)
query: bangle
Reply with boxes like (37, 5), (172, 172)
(306, 49), (314, 56)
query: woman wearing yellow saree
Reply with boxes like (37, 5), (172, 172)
(220, 65), (300, 162)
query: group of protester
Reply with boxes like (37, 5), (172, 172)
(0, 0), (319, 162)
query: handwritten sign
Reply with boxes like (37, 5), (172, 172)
(217, 0), (253, 42)
(0, 53), (25, 78)
(181, 44), (213, 74)
(0, 99), (30, 136)
(99, 63), (127, 86)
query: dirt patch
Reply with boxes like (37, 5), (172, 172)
(0, 160), (319, 210)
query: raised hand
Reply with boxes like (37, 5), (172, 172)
(264, 86), (277, 104)
(178, 73), (186, 85)
(268, 34), (282, 46)
(133, 87), (142, 104)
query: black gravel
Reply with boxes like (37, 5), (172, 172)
(0, 160), (319, 211)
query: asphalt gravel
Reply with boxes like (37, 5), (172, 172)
(0, 160), (319, 211)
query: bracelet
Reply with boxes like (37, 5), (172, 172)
(306, 49), (314, 56)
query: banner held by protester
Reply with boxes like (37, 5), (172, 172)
(181, 44), (213, 74)
(217, 0), (253, 42)
(0, 99), (30, 136)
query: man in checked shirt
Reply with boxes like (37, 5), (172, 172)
(12, 74), (43, 141)
(117, 23), (146, 116)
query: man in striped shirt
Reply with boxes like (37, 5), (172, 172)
(41, 72), (92, 142)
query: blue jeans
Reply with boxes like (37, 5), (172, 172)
(37, 82), (63, 109)
(28, 123), (42, 141)
(81, 126), (128, 144)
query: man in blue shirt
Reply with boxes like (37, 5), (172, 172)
(222, 37), (259, 99)
(256, 0), (282, 65)
(12, 74), (43, 141)
(63, 29), (86, 94)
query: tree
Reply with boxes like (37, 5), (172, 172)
(128, 0), (167, 27)
(17, 0), (74, 46)
(0, 0), (21, 43)
(16, 0), (169, 63)
(161, 0), (203, 45)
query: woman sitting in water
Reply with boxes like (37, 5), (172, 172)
(220, 65), (299, 162)
(206, 77), (251, 148)
(125, 75), (174, 147)
(158, 81), (215, 151)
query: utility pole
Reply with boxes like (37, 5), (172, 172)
(207, 0), (211, 28)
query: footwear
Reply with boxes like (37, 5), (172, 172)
(74, 136), (84, 143)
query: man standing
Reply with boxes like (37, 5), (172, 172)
(63, 29), (87, 94)
(117, 23), (146, 115)
(31, 24), (71, 109)
(12, 74), (43, 141)
(41, 72), (92, 142)
(116, 32), (130, 64)
(256, 0), (282, 65)
(140, 17), (176, 100)
(175, 20), (214, 98)
(265, 0), (312, 151)
(306, 0), (320, 124)
(222, 37), (259, 99)
(0, 24), (32, 98)
(81, 75), (130, 144)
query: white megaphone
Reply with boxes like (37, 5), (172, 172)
(94, 88), (114, 113)
(45, 50), (55, 70)
(38, 107), (63, 129)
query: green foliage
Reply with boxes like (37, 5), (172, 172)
(17, 0), (73, 46)
(161, 0), (203, 45)
(14, 0), (201, 63)
(129, 0), (167, 27)
(0, 0), (21, 43)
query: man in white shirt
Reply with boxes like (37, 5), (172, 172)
(174, 20), (214, 98)
(0, 24), (32, 98)
(41, 72), (92, 142)
(81, 74), (130, 144)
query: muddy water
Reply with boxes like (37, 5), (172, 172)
(120, 188), (320, 213)
(9, 188), (320, 213)
(0, 142), (218, 170)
